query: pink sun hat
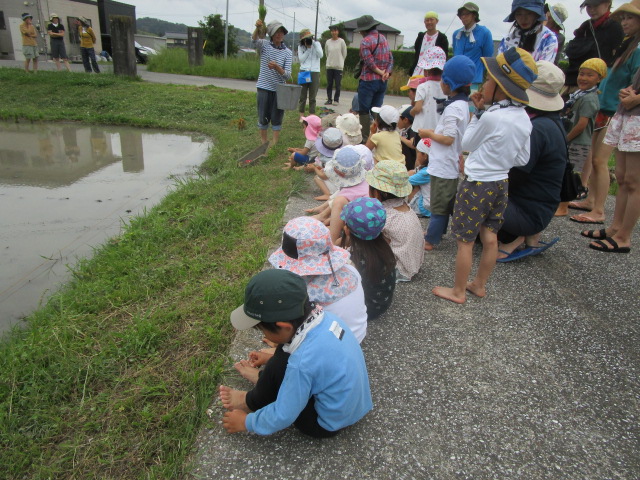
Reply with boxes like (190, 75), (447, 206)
(301, 115), (322, 141)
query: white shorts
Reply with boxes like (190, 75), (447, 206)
(604, 113), (640, 152)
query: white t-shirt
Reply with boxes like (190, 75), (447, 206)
(323, 264), (367, 343)
(462, 104), (532, 182)
(426, 100), (469, 180)
(411, 80), (444, 132)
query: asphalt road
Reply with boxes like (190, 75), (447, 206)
(2, 59), (638, 479)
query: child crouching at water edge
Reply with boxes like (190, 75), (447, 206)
(433, 47), (537, 304)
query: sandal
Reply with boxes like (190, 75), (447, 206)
(580, 228), (607, 239)
(576, 188), (589, 200)
(568, 201), (591, 212)
(588, 237), (631, 254)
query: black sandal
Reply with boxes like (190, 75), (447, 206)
(588, 237), (631, 253)
(580, 228), (607, 239)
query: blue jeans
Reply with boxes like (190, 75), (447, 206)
(357, 79), (387, 115)
(425, 214), (449, 246)
(81, 47), (100, 73)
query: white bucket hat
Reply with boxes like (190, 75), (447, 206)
(526, 60), (565, 112)
(324, 146), (366, 189)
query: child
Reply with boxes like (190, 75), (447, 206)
(340, 197), (397, 319)
(555, 58), (607, 216)
(433, 47), (537, 304)
(305, 127), (344, 200)
(398, 106), (419, 170)
(408, 138), (432, 218)
(400, 75), (426, 106)
(366, 160), (425, 282)
(284, 115), (321, 170)
(336, 113), (363, 146)
(410, 47), (447, 133)
(219, 269), (372, 437)
(419, 55), (476, 251)
(366, 105), (404, 164)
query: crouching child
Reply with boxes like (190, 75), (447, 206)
(220, 269), (372, 437)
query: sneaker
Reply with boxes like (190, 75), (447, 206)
(324, 100), (332, 105)
(333, 101), (339, 105)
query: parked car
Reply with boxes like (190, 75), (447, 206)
(135, 42), (157, 64)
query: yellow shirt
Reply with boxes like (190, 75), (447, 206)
(78, 27), (96, 48)
(370, 130), (405, 164)
(20, 23), (37, 46)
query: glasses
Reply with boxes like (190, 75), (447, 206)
(458, 11), (473, 17)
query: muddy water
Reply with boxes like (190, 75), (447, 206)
(0, 122), (211, 334)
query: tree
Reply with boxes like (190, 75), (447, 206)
(198, 14), (239, 56)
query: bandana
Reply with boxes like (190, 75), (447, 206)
(565, 86), (598, 110)
(456, 24), (476, 43)
(501, 23), (542, 52)
(283, 305), (324, 354)
(435, 92), (470, 114)
(475, 99), (524, 119)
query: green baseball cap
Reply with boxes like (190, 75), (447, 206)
(230, 269), (308, 330)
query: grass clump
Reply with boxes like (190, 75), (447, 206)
(0, 67), (303, 479)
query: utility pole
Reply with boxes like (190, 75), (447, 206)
(314, 0), (319, 38)
(224, 0), (229, 59)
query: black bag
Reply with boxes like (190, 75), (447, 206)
(560, 161), (586, 202)
(353, 34), (380, 79)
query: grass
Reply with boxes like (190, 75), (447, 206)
(0, 67), (303, 479)
(147, 48), (412, 95)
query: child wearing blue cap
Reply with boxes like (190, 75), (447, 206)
(418, 55), (475, 251)
(341, 197), (397, 319)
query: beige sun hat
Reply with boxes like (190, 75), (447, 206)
(525, 61), (565, 111)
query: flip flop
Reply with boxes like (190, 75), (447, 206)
(569, 214), (604, 225)
(580, 228), (607, 239)
(496, 246), (537, 263)
(529, 237), (560, 256)
(589, 237), (631, 253)
(497, 249), (511, 261)
(568, 202), (591, 212)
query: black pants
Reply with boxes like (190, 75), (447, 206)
(245, 345), (340, 438)
(326, 68), (343, 103)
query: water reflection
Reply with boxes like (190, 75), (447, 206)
(0, 122), (212, 334)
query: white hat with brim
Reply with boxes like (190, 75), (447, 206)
(315, 128), (344, 157)
(267, 20), (288, 36)
(526, 60), (565, 111)
(324, 146), (367, 189)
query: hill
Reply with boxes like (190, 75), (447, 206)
(136, 17), (188, 36)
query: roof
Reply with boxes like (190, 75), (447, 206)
(341, 18), (401, 34)
(163, 32), (188, 40)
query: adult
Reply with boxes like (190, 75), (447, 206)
(297, 29), (323, 114)
(452, 2), (494, 90)
(324, 25), (347, 105)
(570, 0), (640, 225)
(355, 15), (394, 141)
(410, 11), (449, 76)
(77, 17), (100, 73)
(498, 0), (559, 63)
(47, 14), (71, 72)
(544, 3), (569, 64)
(19, 13), (38, 73)
(497, 61), (567, 261)
(563, 0), (624, 91)
(252, 19), (292, 145)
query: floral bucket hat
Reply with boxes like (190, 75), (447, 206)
(417, 46), (447, 71)
(268, 217), (350, 276)
(365, 160), (412, 197)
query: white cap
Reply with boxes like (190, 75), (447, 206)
(371, 105), (400, 126)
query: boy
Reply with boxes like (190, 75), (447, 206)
(555, 58), (607, 216)
(398, 106), (419, 170)
(419, 55), (475, 251)
(433, 47), (538, 304)
(220, 269), (372, 437)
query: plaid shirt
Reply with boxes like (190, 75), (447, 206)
(359, 30), (393, 82)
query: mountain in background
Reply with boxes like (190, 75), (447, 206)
(136, 17), (253, 48)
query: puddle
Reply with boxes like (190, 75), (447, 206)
(0, 122), (211, 334)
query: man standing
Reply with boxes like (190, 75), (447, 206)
(47, 14), (71, 72)
(355, 15), (393, 141)
(452, 2), (494, 90)
(410, 12), (449, 76)
(20, 13), (38, 73)
(324, 25), (347, 105)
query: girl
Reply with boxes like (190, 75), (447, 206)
(498, 0), (558, 62)
(410, 47), (447, 134)
(366, 161), (424, 282)
(570, 1), (640, 225)
(284, 115), (321, 170)
(584, 1), (640, 253)
(366, 105), (405, 164)
(340, 197), (397, 319)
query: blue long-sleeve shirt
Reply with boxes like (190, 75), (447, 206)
(245, 312), (372, 435)
(452, 23), (494, 84)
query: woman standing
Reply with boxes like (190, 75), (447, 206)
(77, 17), (100, 73)
(297, 29), (323, 114)
(410, 12), (449, 76)
(324, 25), (347, 106)
(498, 0), (559, 62)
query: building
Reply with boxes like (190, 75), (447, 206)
(0, 0), (136, 61)
(341, 18), (404, 51)
(163, 32), (187, 48)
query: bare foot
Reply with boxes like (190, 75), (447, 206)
(234, 360), (259, 384)
(314, 194), (329, 201)
(305, 207), (321, 214)
(282, 165), (292, 171)
(292, 165), (305, 171)
(465, 282), (486, 298)
(219, 385), (250, 412)
(432, 286), (466, 304)
(424, 241), (435, 251)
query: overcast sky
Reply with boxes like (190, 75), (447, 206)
(128, 0), (599, 46)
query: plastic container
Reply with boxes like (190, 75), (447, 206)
(276, 83), (301, 110)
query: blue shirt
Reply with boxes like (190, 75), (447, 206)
(452, 24), (494, 84)
(598, 45), (640, 116)
(245, 311), (372, 435)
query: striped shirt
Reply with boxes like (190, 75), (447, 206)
(254, 39), (292, 92)
(359, 30), (393, 82)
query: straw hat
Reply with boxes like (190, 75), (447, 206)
(612, 0), (640, 20)
(299, 28), (313, 40)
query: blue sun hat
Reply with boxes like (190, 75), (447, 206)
(441, 55), (476, 91)
(504, 0), (547, 22)
(341, 197), (387, 240)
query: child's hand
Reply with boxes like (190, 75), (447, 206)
(418, 129), (433, 139)
(222, 410), (248, 433)
(470, 92), (485, 111)
(370, 122), (378, 134)
(248, 350), (272, 367)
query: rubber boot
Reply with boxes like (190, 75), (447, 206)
(359, 113), (371, 143)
